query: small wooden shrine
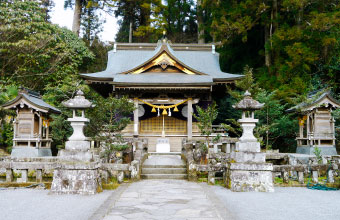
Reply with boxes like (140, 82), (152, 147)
(2, 88), (61, 157)
(81, 39), (242, 152)
(288, 92), (340, 155)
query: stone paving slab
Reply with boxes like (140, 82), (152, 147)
(143, 155), (185, 166)
(209, 185), (340, 220)
(103, 180), (224, 220)
(0, 188), (113, 220)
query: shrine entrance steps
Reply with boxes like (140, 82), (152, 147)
(141, 153), (188, 180)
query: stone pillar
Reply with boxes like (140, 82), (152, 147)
(298, 172), (304, 184)
(101, 170), (109, 184)
(328, 170), (334, 183)
(133, 99), (139, 136)
(312, 171), (318, 183)
(187, 98), (192, 139)
(6, 169), (13, 182)
(208, 172), (215, 185)
(36, 169), (43, 183)
(20, 169), (28, 183)
(226, 143), (231, 153)
(282, 171), (289, 183)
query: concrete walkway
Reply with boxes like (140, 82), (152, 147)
(102, 180), (226, 220)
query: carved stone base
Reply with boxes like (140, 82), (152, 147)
(11, 147), (52, 158)
(296, 145), (337, 155)
(226, 162), (274, 192)
(50, 163), (102, 195)
(58, 149), (94, 162)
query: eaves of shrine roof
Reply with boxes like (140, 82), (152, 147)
(2, 89), (61, 114)
(81, 41), (243, 84)
(287, 91), (340, 113)
(113, 73), (213, 85)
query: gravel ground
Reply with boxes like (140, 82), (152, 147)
(0, 188), (112, 220)
(209, 185), (340, 220)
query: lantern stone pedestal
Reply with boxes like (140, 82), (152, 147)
(51, 90), (102, 195)
(226, 91), (274, 192)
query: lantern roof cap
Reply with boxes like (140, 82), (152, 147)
(62, 90), (93, 109)
(233, 90), (264, 110)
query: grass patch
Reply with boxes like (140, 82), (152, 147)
(102, 177), (120, 190)
(0, 182), (51, 189)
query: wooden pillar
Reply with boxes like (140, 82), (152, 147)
(133, 99), (139, 136)
(306, 113), (310, 145)
(38, 115), (42, 148)
(187, 98), (192, 139)
(330, 116), (335, 145)
(13, 120), (17, 148)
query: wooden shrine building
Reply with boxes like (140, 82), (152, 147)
(81, 39), (242, 152)
(288, 92), (340, 155)
(2, 88), (61, 157)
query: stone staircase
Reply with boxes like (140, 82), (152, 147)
(141, 153), (188, 179)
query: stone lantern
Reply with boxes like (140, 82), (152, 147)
(234, 90), (264, 150)
(51, 90), (101, 195)
(226, 91), (274, 192)
(58, 90), (94, 161)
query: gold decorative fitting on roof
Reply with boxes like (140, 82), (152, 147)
(132, 52), (195, 75)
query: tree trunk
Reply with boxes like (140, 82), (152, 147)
(264, 25), (271, 67)
(129, 21), (133, 43)
(72, 0), (82, 36)
(197, 0), (204, 43)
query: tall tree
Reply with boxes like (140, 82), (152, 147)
(206, 0), (340, 100)
(0, 0), (94, 91)
(72, 0), (83, 36)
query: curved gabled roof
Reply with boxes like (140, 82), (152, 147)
(81, 40), (243, 84)
(2, 90), (61, 114)
(287, 92), (340, 113)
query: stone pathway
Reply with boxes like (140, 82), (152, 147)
(103, 180), (225, 220)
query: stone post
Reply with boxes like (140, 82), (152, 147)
(19, 169), (28, 183)
(312, 171), (318, 183)
(36, 169), (43, 183)
(327, 170), (334, 183)
(298, 172), (304, 184)
(208, 172), (215, 185)
(282, 171), (289, 184)
(6, 169), (13, 182)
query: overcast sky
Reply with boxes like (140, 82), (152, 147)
(50, 0), (118, 42)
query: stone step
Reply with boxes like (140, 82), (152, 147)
(142, 164), (186, 169)
(148, 152), (182, 156)
(141, 174), (188, 180)
(142, 168), (187, 174)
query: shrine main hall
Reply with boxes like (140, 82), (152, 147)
(81, 39), (242, 152)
